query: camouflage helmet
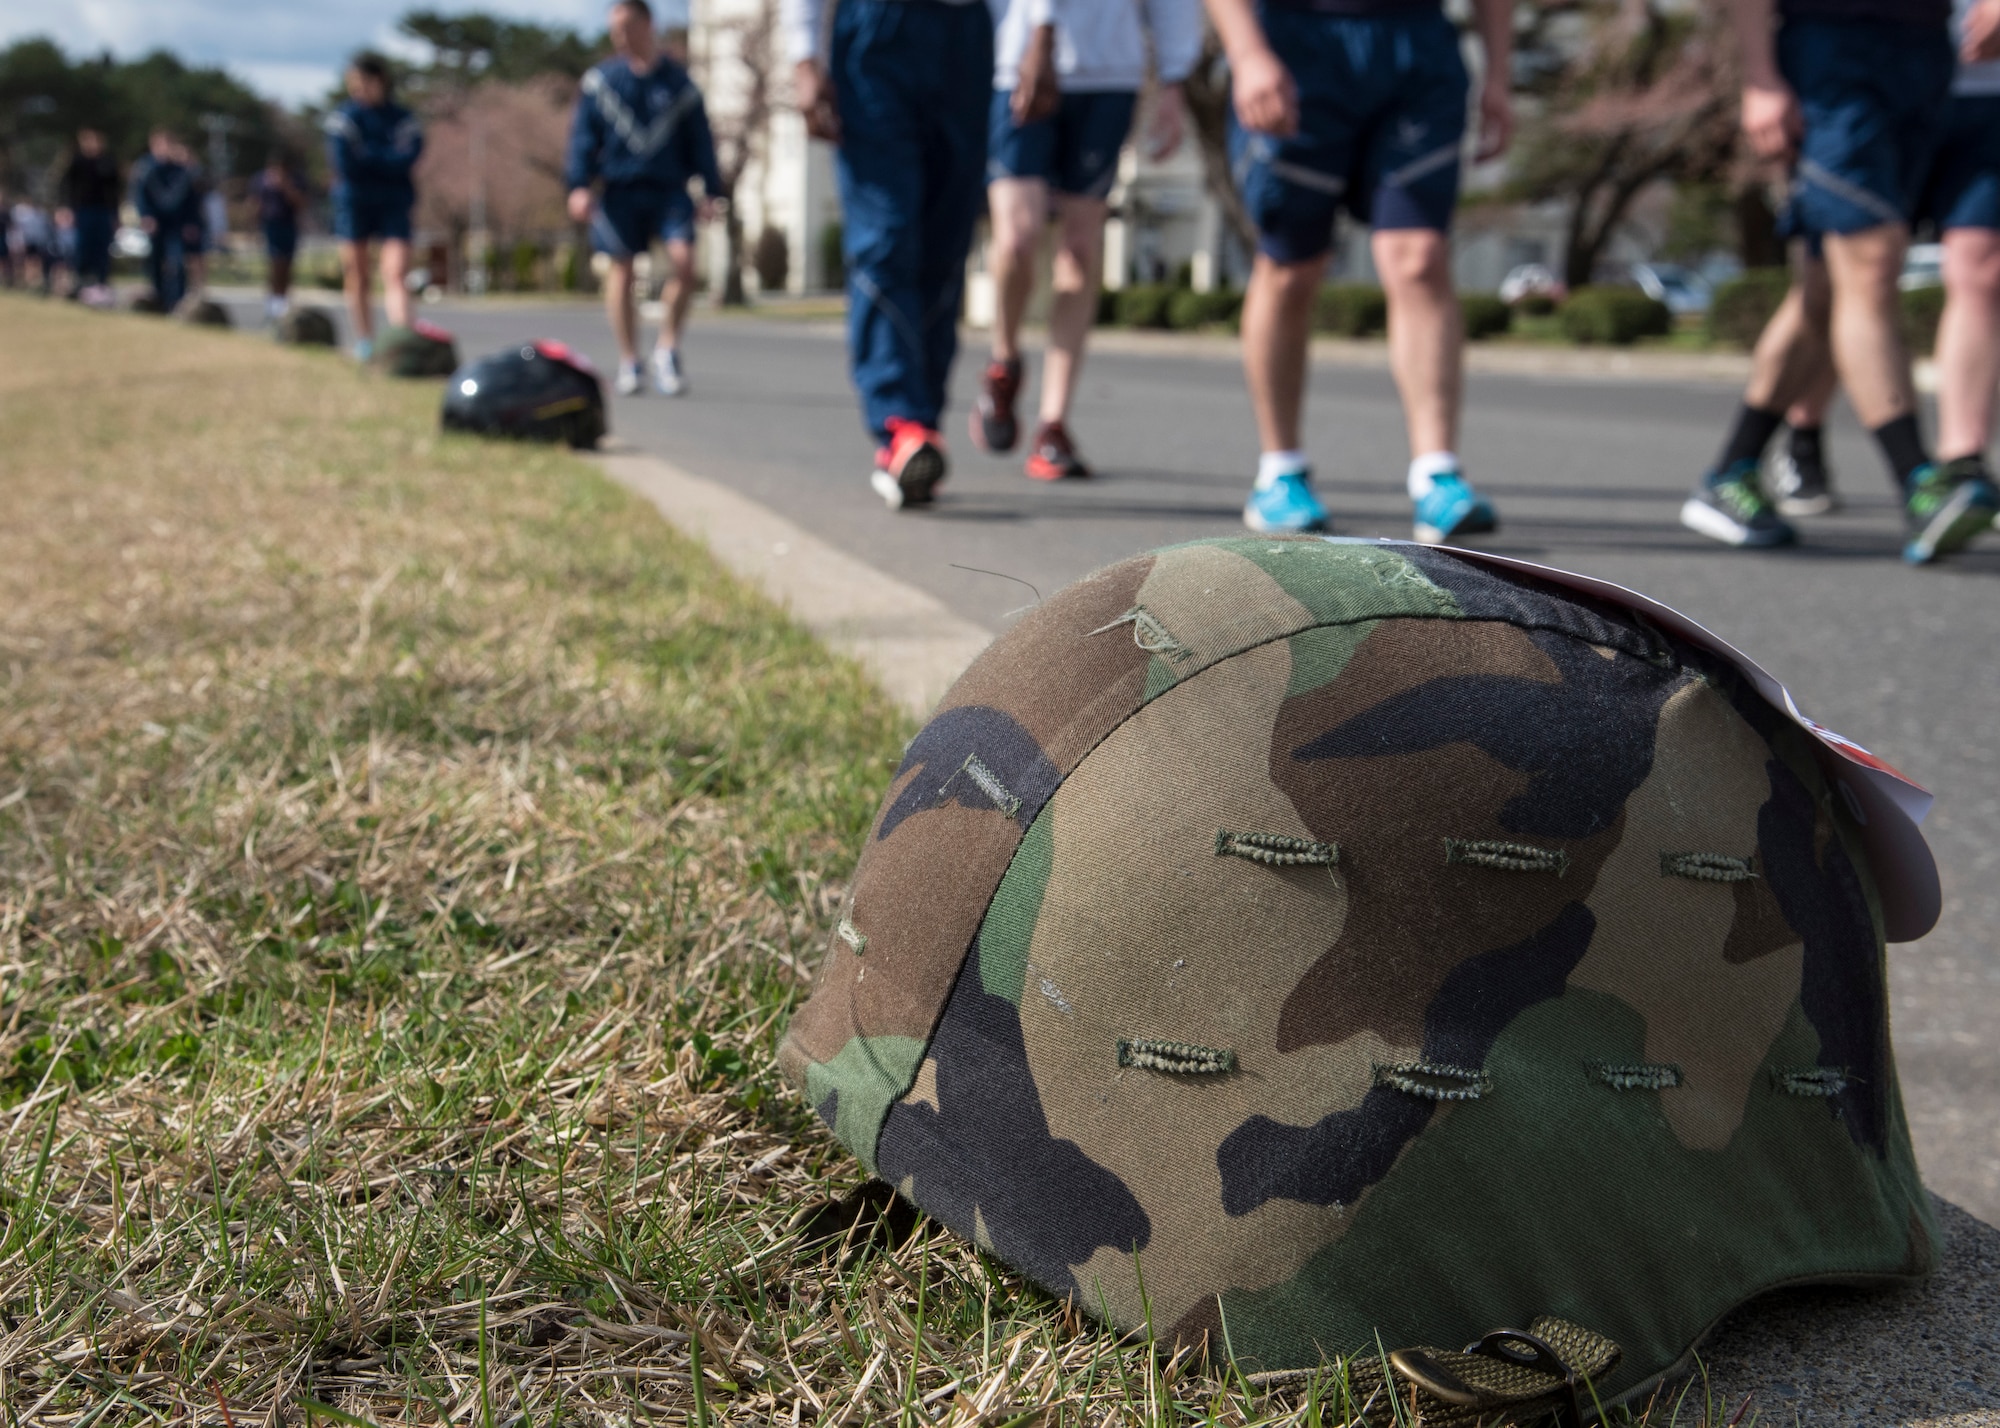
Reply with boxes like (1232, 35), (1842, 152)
(781, 537), (1940, 1410)
(374, 321), (459, 378)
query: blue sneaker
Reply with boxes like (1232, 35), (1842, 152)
(1243, 468), (1329, 533)
(1680, 458), (1795, 548)
(1902, 458), (1999, 565)
(353, 337), (374, 365)
(1412, 471), (1498, 545)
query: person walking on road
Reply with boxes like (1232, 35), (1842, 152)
(787, 0), (1017, 510)
(1205, 0), (1513, 539)
(974, 0), (1200, 482)
(1686, 0), (1997, 564)
(326, 52), (424, 363)
(60, 129), (121, 300)
(256, 158), (306, 321)
(131, 129), (203, 310)
(565, 0), (725, 398)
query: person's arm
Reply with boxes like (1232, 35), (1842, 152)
(784, 0), (842, 141)
(1469, 0), (1513, 161)
(564, 86), (600, 220)
(1203, 0), (1296, 135)
(324, 110), (357, 188)
(688, 93), (726, 200)
(1012, 22), (1061, 125)
(1730, 0), (1800, 160)
(1142, 0), (1202, 159)
(1964, 0), (2000, 61)
(384, 110), (425, 182)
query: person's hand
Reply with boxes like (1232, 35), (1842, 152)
(1741, 78), (1803, 162)
(1012, 23), (1061, 125)
(1475, 78), (1513, 161)
(796, 59), (841, 142)
(1964, 0), (2000, 61)
(55, 207), (73, 227)
(1144, 83), (1186, 161)
(566, 187), (593, 224)
(1231, 44), (1298, 136)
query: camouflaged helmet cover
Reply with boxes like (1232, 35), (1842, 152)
(375, 323), (459, 377)
(779, 537), (1936, 1401)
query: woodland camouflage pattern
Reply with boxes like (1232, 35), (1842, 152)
(778, 537), (1937, 1401)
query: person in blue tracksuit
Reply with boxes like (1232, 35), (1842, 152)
(786, 0), (1035, 511)
(325, 52), (423, 361)
(130, 129), (205, 310)
(60, 129), (122, 296)
(565, 0), (725, 397)
(257, 158), (306, 321)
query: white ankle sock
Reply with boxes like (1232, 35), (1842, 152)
(1408, 450), (1461, 499)
(1256, 450), (1309, 490)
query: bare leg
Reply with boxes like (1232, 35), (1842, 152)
(1039, 194), (1108, 426)
(1372, 227), (1459, 457)
(987, 177), (1047, 366)
(1936, 226), (2000, 461)
(380, 240), (413, 328)
(1241, 252), (1329, 453)
(661, 238), (695, 352)
(1823, 224), (1916, 428)
(270, 253), (294, 301)
(1747, 250), (1837, 416)
(341, 240), (374, 344)
(604, 257), (639, 365)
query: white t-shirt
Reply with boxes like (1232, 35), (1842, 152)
(1955, 0), (2000, 95)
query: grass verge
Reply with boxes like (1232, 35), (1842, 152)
(0, 297), (1755, 1427)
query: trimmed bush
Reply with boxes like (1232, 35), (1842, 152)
(1315, 283), (1388, 337)
(1116, 283), (1175, 329)
(1168, 287), (1243, 331)
(1514, 291), (1558, 318)
(820, 221), (845, 290)
(754, 227), (790, 291)
(1559, 285), (1673, 346)
(1707, 267), (1791, 349)
(1460, 293), (1511, 341)
(1901, 284), (1945, 355)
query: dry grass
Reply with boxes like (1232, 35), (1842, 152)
(0, 297), (1755, 1427)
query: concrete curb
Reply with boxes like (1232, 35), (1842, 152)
(593, 444), (992, 720)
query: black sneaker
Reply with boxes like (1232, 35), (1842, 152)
(1764, 448), (1839, 517)
(1681, 459), (1798, 548)
(1902, 458), (1999, 565)
(972, 359), (1021, 453)
(1024, 421), (1092, 480)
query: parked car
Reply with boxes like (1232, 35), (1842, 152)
(1629, 261), (1713, 316)
(1900, 242), (1943, 291)
(1499, 263), (1565, 304)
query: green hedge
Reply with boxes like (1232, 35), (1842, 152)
(1168, 287), (1243, 331)
(1559, 285), (1673, 346)
(1901, 284), (1944, 355)
(1513, 291), (1558, 318)
(1461, 293), (1511, 341)
(1314, 283), (1388, 337)
(1114, 283), (1176, 329)
(1707, 267), (1791, 349)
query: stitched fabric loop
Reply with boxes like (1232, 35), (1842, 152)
(1118, 1039), (1237, 1075)
(1215, 830), (1338, 867)
(1375, 1059), (1491, 1101)
(1660, 851), (1757, 882)
(1586, 1060), (1683, 1092)
(1445, 839), (1569, 876)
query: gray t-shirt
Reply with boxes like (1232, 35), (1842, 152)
(1956, 0), (2000, 94)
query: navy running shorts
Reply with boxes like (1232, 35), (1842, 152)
(1229, 4), (1467, 263)
(591, 183), (698, 257)
(333, 188), (414, 243)
(1916, 93), (2000, 233)
(987, 89), (1138, 200)
(1776, 19), (1953, 238)
(263, 219), (299, 261)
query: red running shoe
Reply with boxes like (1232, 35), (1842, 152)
(870, 417), (948, 509)
(1024, 421), (1092, 481)
(972, 359), (1022, 453)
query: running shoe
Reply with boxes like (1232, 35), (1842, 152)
(973, 359), (1022, 453)
(1902, 458), (1999, 565)
(870, 417), (948, 510)
(1024, 421), (1091, 481)
(1680, 459), (1796, 548)
(353, 337), (374, 365)
(1412, 471), (1499, 545)
(616, 361), (644, 396)
(653, 346), (686, 396)
(1764, 447), (1839, 517)
(1243, 468), (1329, 534)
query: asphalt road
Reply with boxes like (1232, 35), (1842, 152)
(283, 296), (2000, 1226)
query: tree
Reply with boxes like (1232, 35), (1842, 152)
(395, 11), (598, 93)
(414, 76), (576, 280)
(692, 0), (776, 306)
(1506, 0), (1740, 287)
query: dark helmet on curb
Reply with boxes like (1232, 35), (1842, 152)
(174, 296), (231, 328)
(440, 341), (606, 450)
(129, 291), (167, 316)
(375, 321), (459, 378)
(780, 536), (1940, 1419)
(275, 307), (338, 347)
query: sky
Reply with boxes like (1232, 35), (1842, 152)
(0, 0), (612, 105)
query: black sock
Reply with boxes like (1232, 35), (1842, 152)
(1718, 404), (1784, 471)
(1871, 414), (1929, 491)
(1788, 424), (1825, 475)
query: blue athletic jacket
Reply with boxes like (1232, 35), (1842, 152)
(130, 156), (202, 227)
(563, 57), (724, 195)
(324, 100), (424, 197)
